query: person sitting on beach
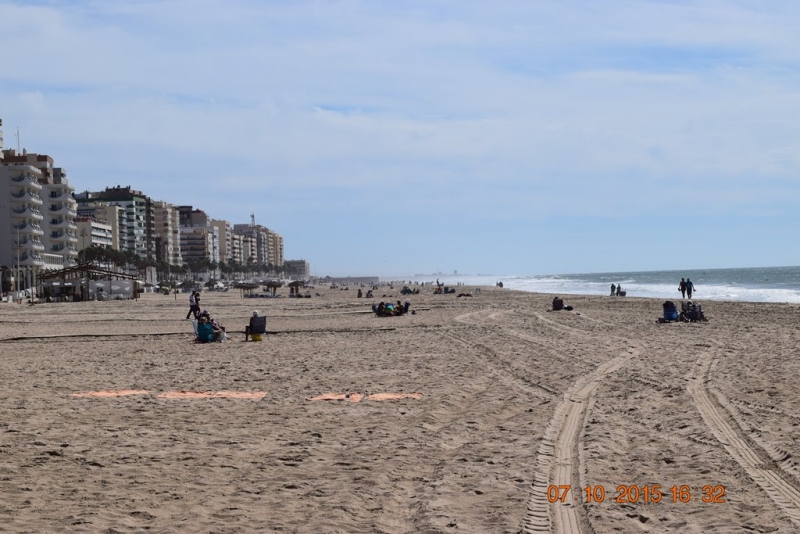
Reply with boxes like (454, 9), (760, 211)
(245, 310), (266, 341)
(366, 289), (373, 298)
(210, 315), (226, 342)
(195, 316), (215, 343)
(551, 296), (574, 311)
(680, 300), (706, 322)
(357, 289), (363, 298)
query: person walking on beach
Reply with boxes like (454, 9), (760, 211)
(186, 291), (197, 319)
(610, 283), (616, 296)
(686, 278), (695, 299)
(678, 278), (687, 299)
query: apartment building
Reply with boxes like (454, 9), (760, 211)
(266, 229), (285, 268)
(75, 203), (121, 250)
(210, 219), (232, 264)
(75, 216), (114, 253)
(178, 206), (219, 264)
(284, 259), (310, 277)
(75, 186), (154, 258)
(1, 149), (79, 267)
(153, 201), (182, 265)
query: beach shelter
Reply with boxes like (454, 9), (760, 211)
(264, 280), (283, 296)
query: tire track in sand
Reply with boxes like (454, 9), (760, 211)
(522, 344), (639, 534)
(688, 345), (800, 526)
(455, 308), (639, 533)
(512, 311), (640, 534)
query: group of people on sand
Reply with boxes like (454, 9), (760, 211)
(195, 310), (227, 342)
(373, 301), (410, 317)
(609, 283), (625, 297)
(678, 278), (695, 299)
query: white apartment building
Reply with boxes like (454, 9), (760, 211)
(42, 167), (79, 266)
(1, 148), (79, 287)
(75, 202), (121, 250)
(266, 229), (285, 267)
(153, 201), (182, 265)
(75, 217), (114, 253)
(75, 187), (153, 258)
(211, 219), (232, 264)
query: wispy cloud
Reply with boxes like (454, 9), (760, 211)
(2, 0), (799, 273)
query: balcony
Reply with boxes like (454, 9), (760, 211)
(16, 238), (46, 252)
(11, 189), (44, 205)
(10, 173), (40, 185)
(16, 252), (45, 266)
(11, 206), (43, 220)
(50, 231), (72, 242)
(49, 181), (72, 191)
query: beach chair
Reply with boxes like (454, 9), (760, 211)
(248, 315), (267, 341)
(662, 301), (679, 322)
(191, 320), (216, 343)
(681, 302), (706, 322)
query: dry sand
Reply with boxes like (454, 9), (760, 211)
(1, 286), (799, 533)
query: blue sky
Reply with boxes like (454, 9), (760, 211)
(2, 0), (799, 276)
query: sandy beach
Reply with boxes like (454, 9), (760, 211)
(1, 286), (799, 533)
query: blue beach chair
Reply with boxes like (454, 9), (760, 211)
(191, 320), (217, 343)
(661, 301), (680, 322)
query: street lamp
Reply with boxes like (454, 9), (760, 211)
(16, 225), (20, 302)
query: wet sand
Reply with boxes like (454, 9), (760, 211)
(1, 287), (799, 533)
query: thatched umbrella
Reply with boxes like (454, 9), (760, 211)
(235, 281), (260, 298)
(287, 280), (306, 296)
(264, 280), (283, 296)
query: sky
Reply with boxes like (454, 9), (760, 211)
(2, 0), (799, 277)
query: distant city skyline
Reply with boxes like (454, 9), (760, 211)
(2, 1), (799, 277)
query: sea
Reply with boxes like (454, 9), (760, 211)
(401, 266), (800, 304)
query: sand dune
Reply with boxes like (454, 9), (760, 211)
(1, 288), (798, 532)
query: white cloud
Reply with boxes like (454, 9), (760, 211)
(2, 0), (799, 272)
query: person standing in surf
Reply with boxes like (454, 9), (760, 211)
(686, 278), (695, 299)
(678, 278), (687, 299)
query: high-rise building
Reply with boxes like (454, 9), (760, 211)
(178, 206), (219, 264)
(75, 216), (114, 253)
(266, 228), (284, 267)
(284, 259), (309, 278)
(153, 201), (182, 265)
(210, 219), (232, 264)
(1, 149), (79, 268)
(75, 202), (121, 250)
(75, 186), (155, 258)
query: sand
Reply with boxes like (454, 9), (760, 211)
(1, 286), (799, 533)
